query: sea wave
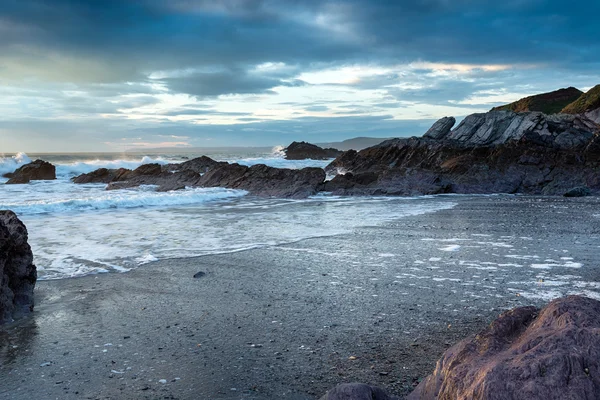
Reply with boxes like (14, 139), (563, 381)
(1, 186), (247, 215)
(0, 152), (32, 176)
(55, 156), (171, 179)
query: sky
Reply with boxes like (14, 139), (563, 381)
(1, 0), (600, 152)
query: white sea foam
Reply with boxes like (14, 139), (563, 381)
(0, 152), (32, 176)
(55, 156), (170, 179)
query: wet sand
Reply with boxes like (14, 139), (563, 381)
(1, 195), (600, 399)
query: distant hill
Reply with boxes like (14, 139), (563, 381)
(561, 84), (600, 114)
(317, 137), (392, 151)
(491, 87), (583, 114)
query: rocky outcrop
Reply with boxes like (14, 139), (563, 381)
(320, 383), (400, 400)
(74, 157), (326, 198)
(564, 186), (591, 197)
(197, 163), (326, 198)
(284, 141), (343, 160)
(4, 160), (56, 184)
(0, 211), (36, 323)
(408, 295), (600, 400)
(324, 109), (600, 196)
(492, 87), (583, 114)
(423, 117), (455, 140)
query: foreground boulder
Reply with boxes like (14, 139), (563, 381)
(0, 211), (36, 323)
(409, 295), (600, 400)
(5, 159), (56, 184)
(320, 383), (400, 400)
(285, 141), (343, 160)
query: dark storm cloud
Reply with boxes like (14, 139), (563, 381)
(2, 0), (599, 94)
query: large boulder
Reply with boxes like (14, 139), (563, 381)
(285, 141), (343, 160)
(409, 295), (600, 400)
(71, 167), (131, 184)
(0, 211), (36, 323)
(320, 383), (400, 400)
(5, 159), (56, 184)
(162, 156), (226, 174)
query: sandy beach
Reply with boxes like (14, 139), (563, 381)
(1, 195), (600, 400)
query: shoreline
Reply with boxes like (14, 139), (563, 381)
(2, 195), (600, 399)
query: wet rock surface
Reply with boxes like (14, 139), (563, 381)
(285, 141), (343, 160)
(409, 295), (600, 400)
(320, 383), (400, 400)
(4, 160), (56, 184)
(0, 211), (36, 323)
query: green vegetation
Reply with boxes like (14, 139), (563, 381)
(491, 87), (583, 115)
(561, 84), (600, 114)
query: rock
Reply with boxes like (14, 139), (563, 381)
(320, 383), (400, 400)
(72, 167), (131, 184)
(163, 156), (225, 174)
(0, 211), (37, 323)
(492, 87), (583, 114)
(423, 117), (456, 140)
(408, 295), (600, 400)
(324, 107), (600, 196)
(563, 186), (591, 197)
(5, 159), (56, 184)
(198, 163), (326, 198)
(193, 271), (206, 278)
(285, 141), (343, 160)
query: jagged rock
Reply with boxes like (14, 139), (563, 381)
(563, 186), (591, 197)
(325, 106), (600, 196)
(162, 156), (225, 174)
(285, 141), (343, 160)
(320, 383), (400, 400)
(492, 87), (583, 114)
(408, 295), (600, 400)
(0, 211), (36, 323)
(5, 160), (56, 184)
(423, 117), (456, 140)
(198, 163), (325, 198)
(71, 167), (131, 184)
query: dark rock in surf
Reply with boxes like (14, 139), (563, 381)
(198, 163), (326, 198)
(408, 295), (600, 400)
(5, 160), (56, 184)
(193, 271), (206, 278)
(285, 141), (343, 160)
(320, 383), (400, 400)
(563, 186), (591, 197)
(0, 211), (37, 323)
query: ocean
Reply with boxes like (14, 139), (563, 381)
(0, 149), (456, 280)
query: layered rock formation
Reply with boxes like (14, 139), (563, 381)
(4, 159), (56, 184)
(324, 108), (600, 196)
(0, 211), (37, 323)
(409, 295), (600, 400)
(284, 141), (343, 160)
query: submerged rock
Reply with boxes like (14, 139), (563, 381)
(5, 159), (56, 184)
(320, 383), (400, 400)
(0, 211), (37, 323)
(563, 186), (591, 197)
(409, 295), (600, 400)
(284, 141), (343, 160)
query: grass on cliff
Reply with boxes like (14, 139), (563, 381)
(561, 84), (600, 114)
(491, 87), (583, 115)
